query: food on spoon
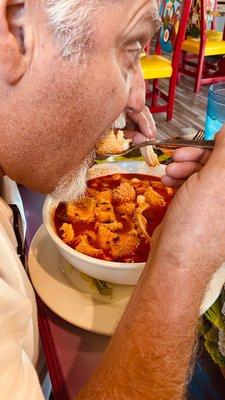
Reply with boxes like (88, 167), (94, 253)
(140, 145), (159, 167)
(96, 129), (132, 155)
(96, 129), (159, 167)
(54, 174), (174, 263)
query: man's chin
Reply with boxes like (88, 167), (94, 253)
(50, 151), (95, 202)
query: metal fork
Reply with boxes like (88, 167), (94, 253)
(96, 137), (214, 160)
(192, 130), (204, 141)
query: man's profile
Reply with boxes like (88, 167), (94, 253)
(0, 1), (225, 399)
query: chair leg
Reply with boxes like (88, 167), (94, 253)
(167, 101), (174, 121)
(218, 57), (225, 75)
(180, 50), (186, 73)
(177, 71), (182, 85)
(167, 75), (177, 121)
(152, 79), (159, 107)
(202, 58), (207, 78)
(194, 53), (205, 93)
(177, 51), (186, 85)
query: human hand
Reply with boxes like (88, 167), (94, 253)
(125, 105), (156, 144)
(162, 147), (211, 187)
(153, 126), (225, 278)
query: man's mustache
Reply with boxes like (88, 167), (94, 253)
(111, 113), (126, 130)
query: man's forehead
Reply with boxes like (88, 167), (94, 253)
(122, 0), (161, 36)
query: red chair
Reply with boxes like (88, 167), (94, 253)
(180, 0), (225, 93)
(141, 0), (192, 121)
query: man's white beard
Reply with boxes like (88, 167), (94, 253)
(50, 114), (126, 203)
(50, 151), (95, 202)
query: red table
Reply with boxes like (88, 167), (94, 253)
(20, 186), (225, 400)
(37, 300), (109, 399)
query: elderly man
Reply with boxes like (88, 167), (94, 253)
(0, 0), (225, 399)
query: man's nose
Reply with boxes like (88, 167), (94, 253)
(125, 65), (146, 114)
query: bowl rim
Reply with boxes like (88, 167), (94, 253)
(42, 161), (166, 270)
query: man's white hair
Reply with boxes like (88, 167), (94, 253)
(45, 0), (101, 59)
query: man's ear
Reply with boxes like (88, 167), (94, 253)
(0, 0), (33, 84)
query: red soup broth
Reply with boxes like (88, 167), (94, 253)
(54, 174), (175, 263)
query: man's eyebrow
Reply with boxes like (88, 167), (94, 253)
(137, 10), (162, 34)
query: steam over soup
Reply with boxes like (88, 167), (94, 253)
(54, 174), (174, 263)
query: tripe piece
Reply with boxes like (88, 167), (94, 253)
(59, 223), (75, 243)
(130, 177), (149, 195)
(111, 233), (139, 258)
(66, 197), (96, 222)
(95, 220), (123, 232)
(144, 186), (166, 207)
(86, 188), (98, 199)
(97, 225), (120, 251)
(116, 202), (136, 216)
(75, 234), (103, 258)
(95, 202), (115, 223)
(112, 181), (136, 203)
(135, 204), (150, 242)
(96, 190), (112, 204)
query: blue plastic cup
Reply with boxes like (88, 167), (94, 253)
(204, 83), (225, 140)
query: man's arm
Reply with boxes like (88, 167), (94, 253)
(77, 251), (208, 400)
(77, 128), (225, 400)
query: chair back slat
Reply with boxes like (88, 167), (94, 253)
(154, 0), (192, 70)
(159, 0), (184, 53)
(155, 0), (192, 59)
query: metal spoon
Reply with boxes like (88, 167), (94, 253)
(96, 138), (214, 160)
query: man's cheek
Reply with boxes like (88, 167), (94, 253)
(109, 83), (128, 121)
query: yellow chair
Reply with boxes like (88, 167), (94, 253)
(207, 29), (223, 41)
(141, 0), (192, 121)
(182, 37), (225, 56)
(141, 55), (172, 79)
(180, 0), (225, 92)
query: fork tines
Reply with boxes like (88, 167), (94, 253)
(193, 130), (204, 141)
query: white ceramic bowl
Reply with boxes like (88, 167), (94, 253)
(42, 161), (165, 285)
(42, 161), (225, 314)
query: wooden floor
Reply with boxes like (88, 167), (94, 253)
(151, 75), (209, 139)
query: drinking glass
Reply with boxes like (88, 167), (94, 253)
(204, 83), (225, 140)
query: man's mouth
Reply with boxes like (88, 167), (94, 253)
(111, 113), (126, 130)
